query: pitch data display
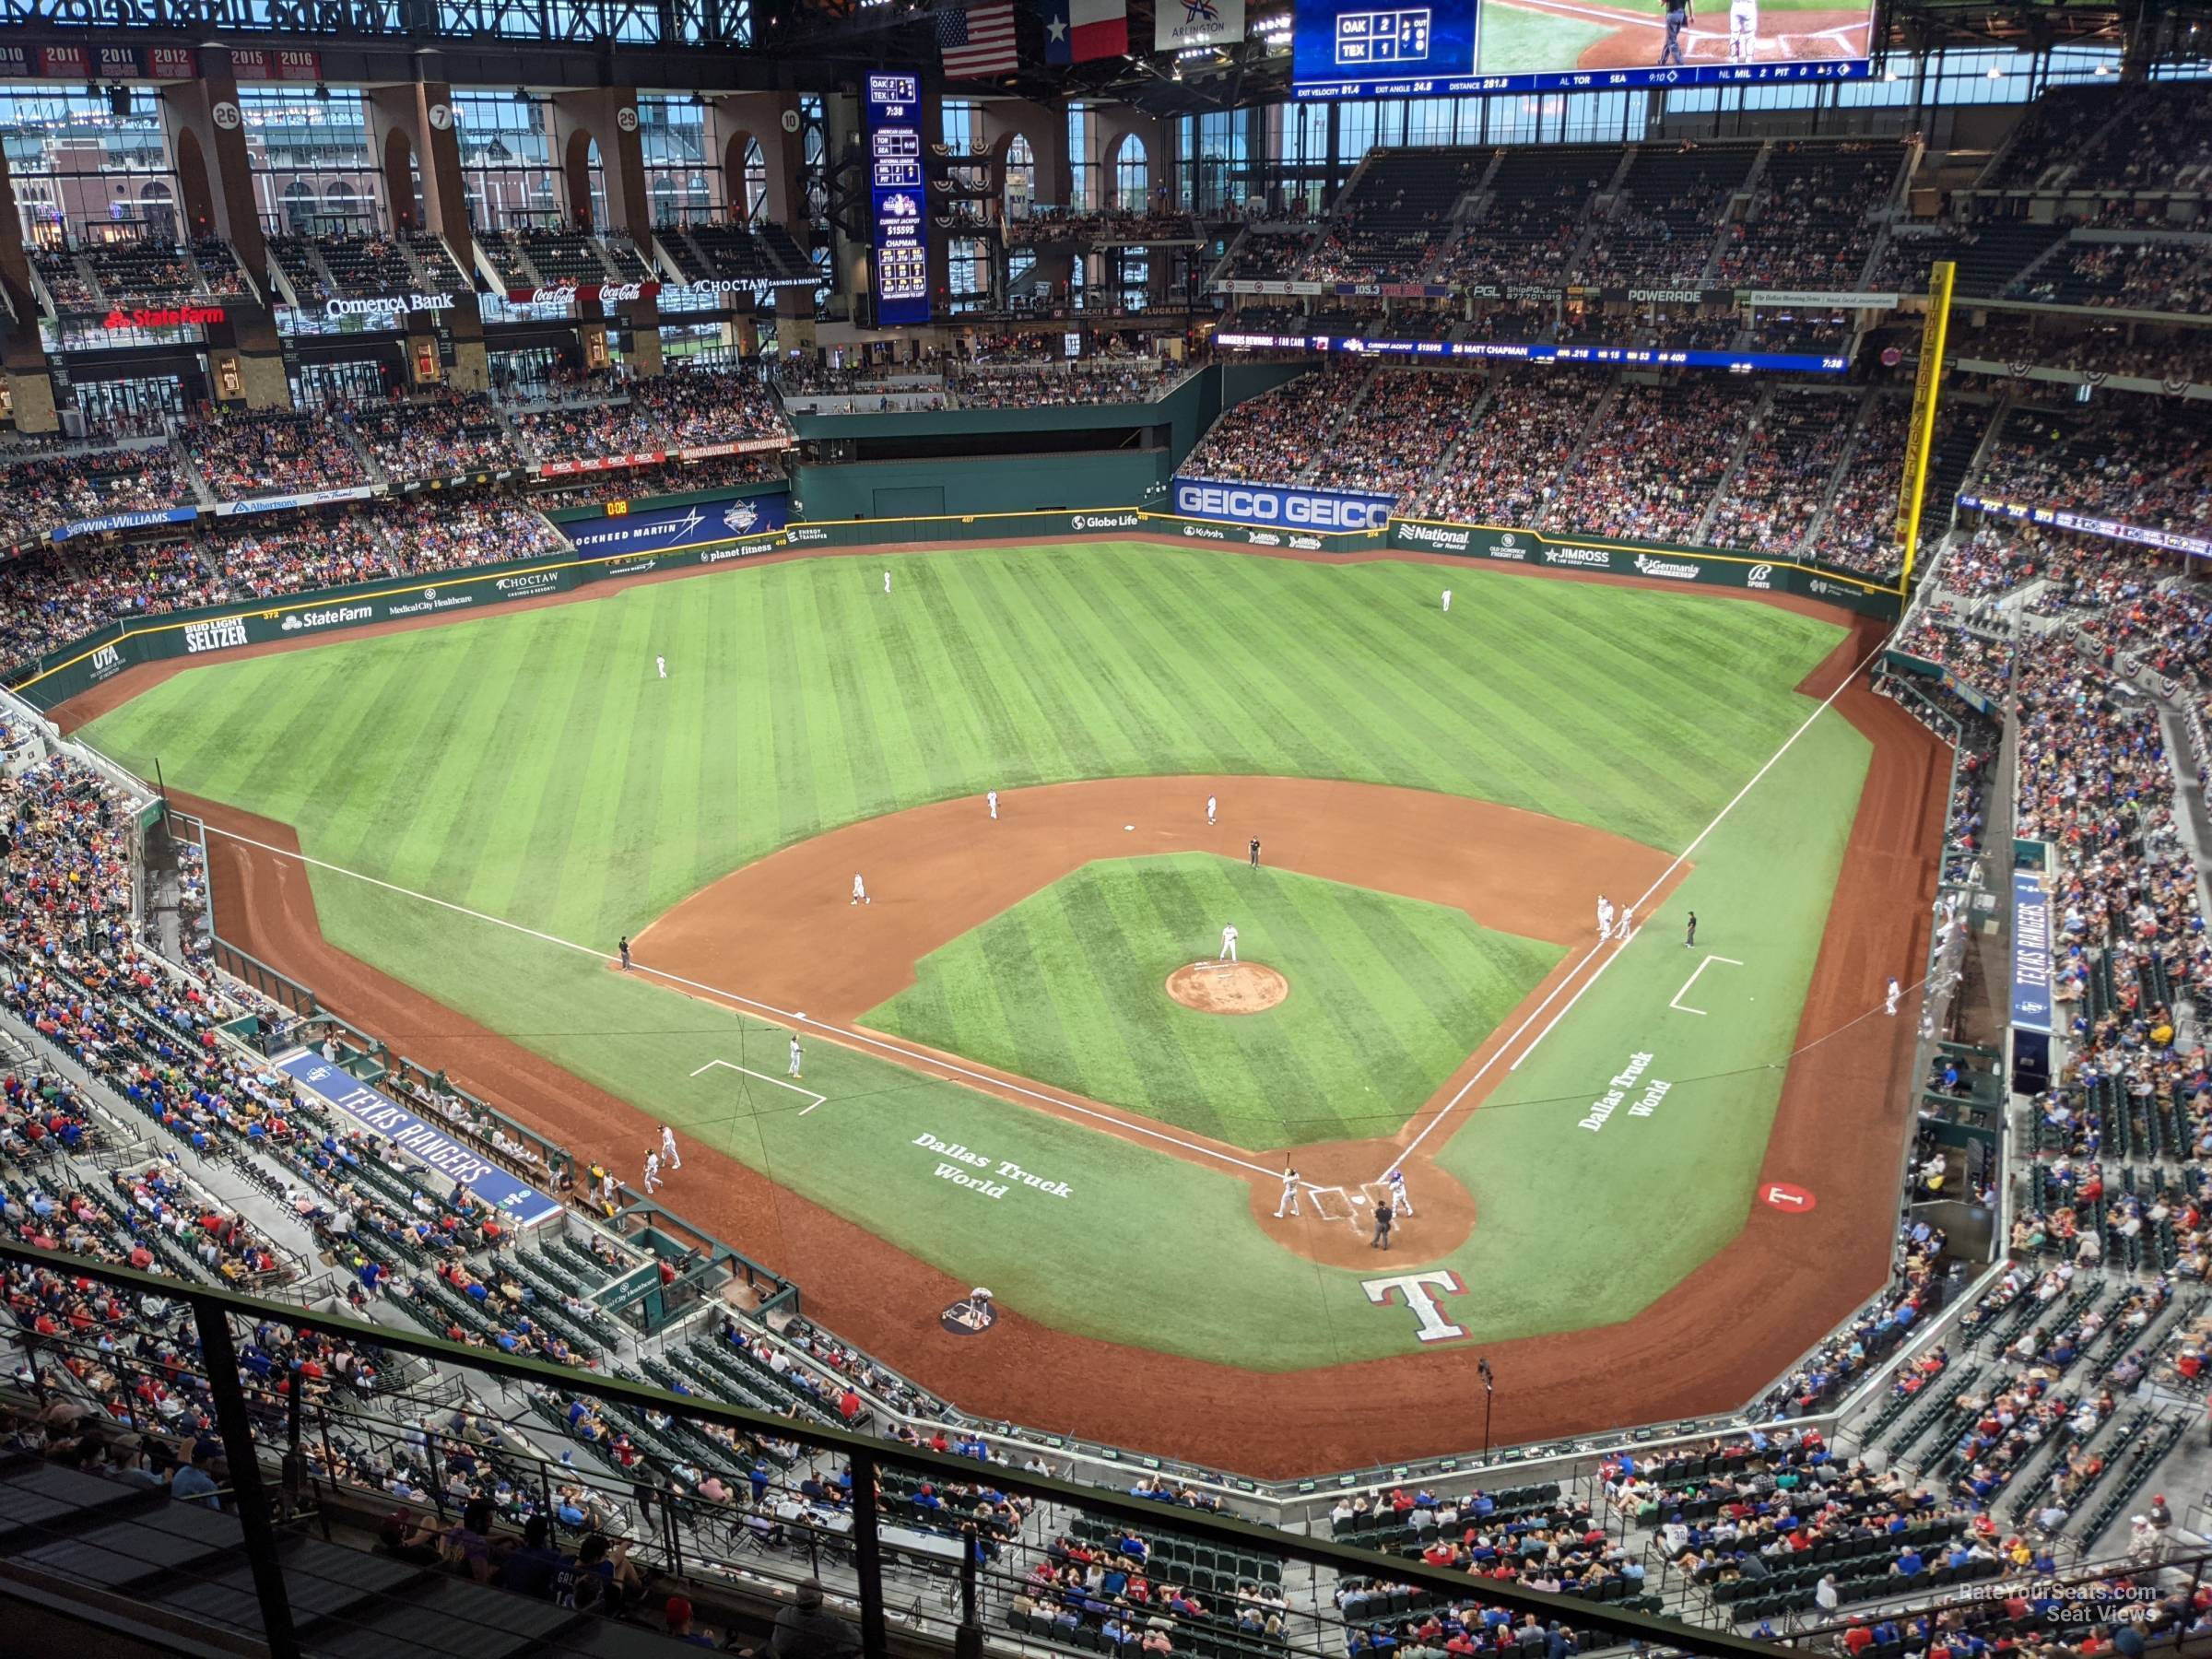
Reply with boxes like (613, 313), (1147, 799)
(1290, 0), (1876, 97)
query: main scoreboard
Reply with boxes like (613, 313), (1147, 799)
(1291, 0), (1875, 97)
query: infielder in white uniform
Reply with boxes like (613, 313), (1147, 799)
(1615, 903), (1634, 941)
(987, 789), (999, 820)
(788, 1035), (805, 1079)
(1728, 0), (1759, 62)
(656, 654), (667, 679)
(1385, 1166), (1413, 1216)
(1274, 1167), (1300, 1219)
(1441, 589), (1452, 613)
(643, 1150), (664, 1194)
(1597, 896), (1616, 939)
(1886, 976), (1901, 1017)
(660, 1124), (680, 1172)
(1220, 924), (1239, 963)
(852, 873), (870, 906)
(1206, 794), (1218, 826)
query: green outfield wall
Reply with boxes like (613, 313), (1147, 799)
(7, 500), (1897, 712)
(791, 449), (1172, 521)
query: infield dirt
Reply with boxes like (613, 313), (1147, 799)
(65, 549), (1939, 1476)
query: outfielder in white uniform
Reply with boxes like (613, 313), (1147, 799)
(1275, 1168), (1300, 1219)
(643, 1151), (664, 1194)
(1385, 1167), (1413, 1216)
(1441, 589), (1452, 613)
(656, 654), (667, 679)
(1206, 794), (1218, 826)
(1728, 0), (1759, 62)
(852, 873), (870, 906)
(1886, 976), (1901, 1017)
(660, 1124), (680, 1171)
(1597, 896), (1616, 939)
(883, 570), (892, 595)
(987, 789), (998, 820)
(788, 1036), (805, 1079)
(1220, 924), (1239, 963)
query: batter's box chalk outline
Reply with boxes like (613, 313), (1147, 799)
(1306, 1185), (1362, 1227)
(1670, 955), (1745, 1018)
(688, 1058), (830, 1115)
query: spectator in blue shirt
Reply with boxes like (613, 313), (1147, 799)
(169, 1445), (221, 1510)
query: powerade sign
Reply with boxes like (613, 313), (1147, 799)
(277, 1053), (562, 1228)
(1171, 477), (1394, 532)
(564, 491), (792, 558)
(2010, 870), (2053, 1036)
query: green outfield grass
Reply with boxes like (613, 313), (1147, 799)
(78, 546), (1869, 1368)
(1476, 4), (1610, 74)
(866, 854), (1563, 1147)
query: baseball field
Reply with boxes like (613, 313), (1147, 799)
(67, 539), (1941, 1473)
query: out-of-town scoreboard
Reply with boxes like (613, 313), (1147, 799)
(865, 74), (929, 326)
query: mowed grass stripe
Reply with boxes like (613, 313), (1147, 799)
(1087, 556), (1376, 784)
(1135, 859), (1337, 1142)
(908, 559), (1048, 784)
(305, 629), (494, 877)
(969, 556), (1162, 782)
(416, 621), (547, 906)
(512, 602), (626, 935)
(869, 854), (1559, 1148)
(1048, 559), (1256, 775)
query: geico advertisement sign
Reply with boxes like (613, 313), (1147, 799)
(1171, 482), (1391, 531)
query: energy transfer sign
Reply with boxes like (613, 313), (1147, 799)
(277, 1053), (564, 1228)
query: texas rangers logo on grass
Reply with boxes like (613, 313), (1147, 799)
(1363, 1270), (1470, 1344)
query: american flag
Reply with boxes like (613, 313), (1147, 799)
(937, 1), (1018, 76)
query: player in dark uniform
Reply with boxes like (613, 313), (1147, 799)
(1249, 836), (1262, 869)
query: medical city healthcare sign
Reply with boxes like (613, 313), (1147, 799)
(1171, 477), (1395, 533)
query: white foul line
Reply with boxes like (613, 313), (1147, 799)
(1508, 925), (1640, 1071)
(192, 821), (1286, 1182)
(688, 1058), (828, 1114)
(1379, 629), (1892, 1180)
(1669, 954), (1745, 1017)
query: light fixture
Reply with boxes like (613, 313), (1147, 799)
(313, 80), (332, 100)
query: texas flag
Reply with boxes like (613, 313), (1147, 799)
(1041, 0), (1128, 62)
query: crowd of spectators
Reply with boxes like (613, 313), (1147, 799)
(343, 392), (524, 481)
(181, 409), (370, 500)
(1308, 371), (1477, 499)
(1181, 366), (1361, 483)
(1713, 142), (1900, 290)
(1418, 371), (1606, 526)
(1803, 394), (1908, 577)
(0, 441), (194, 548)
(1539, 381), (1758, 544)
(1972, 401), (2210, 536)
(1703, 388), (1858, 554)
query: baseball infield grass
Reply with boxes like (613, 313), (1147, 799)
(866, 854), (1563, 1148)
(80, 545), (1868, 1369)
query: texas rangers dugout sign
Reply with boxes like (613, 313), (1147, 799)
(1171, 477), (1396, 532)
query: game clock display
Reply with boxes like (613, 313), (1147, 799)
(1290, 0), (1875, 97)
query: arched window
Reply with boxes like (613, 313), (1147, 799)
(1005, 133), (1034, 220)
(1109, 133), (1147, 211)
(282, 178), (317, 231)
(741, 139), (767, 221)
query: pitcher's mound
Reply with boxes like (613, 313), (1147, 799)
(1166, 961), (1288, 1014)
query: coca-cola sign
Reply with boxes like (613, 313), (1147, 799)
(504, 282), (662, 307)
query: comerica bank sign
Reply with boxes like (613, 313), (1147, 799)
(1171, 477), (1394, 532)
